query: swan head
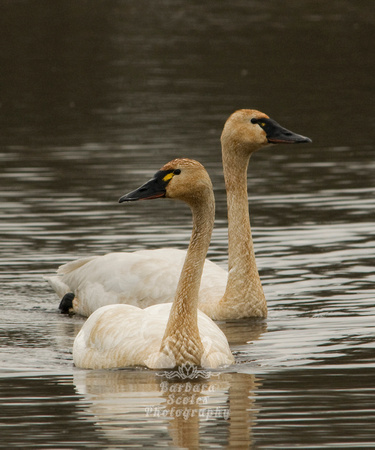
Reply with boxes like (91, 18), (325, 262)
(221, 109), (312, 155)
(119, 158), (213, 205)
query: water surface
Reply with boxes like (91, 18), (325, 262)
(1, 1), (374, 448)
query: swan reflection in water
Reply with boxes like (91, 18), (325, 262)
(73, 369), (260, 448)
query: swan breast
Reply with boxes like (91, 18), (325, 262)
(73, 303), (233, 370)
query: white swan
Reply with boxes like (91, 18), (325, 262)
(73, 159), (234, 369)
(47, 109), (311, 319)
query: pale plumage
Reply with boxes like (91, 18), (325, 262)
(73, 302), (232, 369)
(47, 109), (311, 319)
(49, 249), (227, 318)
(73, 159), (234, 369)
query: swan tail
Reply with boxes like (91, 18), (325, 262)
(56, 256), (97, 275)
(44, 274), (71, 298)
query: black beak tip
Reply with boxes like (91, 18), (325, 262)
(118, 195), (132, 203)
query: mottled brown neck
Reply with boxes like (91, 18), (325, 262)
(160, 190), (215, 365)
(220, 139), (267, 318)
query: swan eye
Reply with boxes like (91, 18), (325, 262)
(251, 118), (267, 128)
(173, 169), (181, 175)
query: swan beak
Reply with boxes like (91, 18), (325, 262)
(265, 118), (312, 144)
(119, 176), (167, 203)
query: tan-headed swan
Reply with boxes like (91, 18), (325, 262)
(72, 159), (234, 369)
(47, 109), (311, 320)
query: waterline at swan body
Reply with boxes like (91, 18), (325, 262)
(73, 159), (234, 369)
(47, 109), (311, 320)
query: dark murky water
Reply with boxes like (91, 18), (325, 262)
(1, 1), (374, 448)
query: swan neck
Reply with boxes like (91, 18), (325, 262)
(160, 190), (215, 365)
(223, 150), (252, 273)
(221, 141), (267, 317)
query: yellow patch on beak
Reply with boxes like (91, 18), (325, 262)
(162, 172), (174, 182)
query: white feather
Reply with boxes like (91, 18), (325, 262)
(73, 303), (233, 370)
(46, 248), (226, 317)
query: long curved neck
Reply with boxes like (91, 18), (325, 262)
(160, 190), (215, 365)
(220, 140), (267, 318)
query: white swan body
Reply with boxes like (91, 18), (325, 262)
(47, 109), (311, 320)
(48, 249), (227, 318)
(73, 159), (234, 369)
(73, 303), (232, 369)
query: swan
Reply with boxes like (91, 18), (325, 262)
(46, 109), (311, 319)
(73, 158), (234, 369)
